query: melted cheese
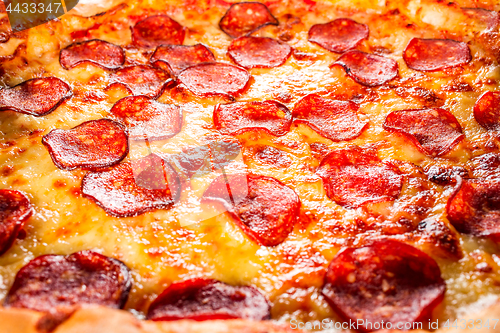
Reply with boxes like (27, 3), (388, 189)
(0, 0), (500, 330)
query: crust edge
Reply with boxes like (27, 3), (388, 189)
(0, 302), (499, 333)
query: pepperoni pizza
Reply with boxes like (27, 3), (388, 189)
(0, 0), (500, 332)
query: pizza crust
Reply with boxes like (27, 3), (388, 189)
(1, 302), (499, 333)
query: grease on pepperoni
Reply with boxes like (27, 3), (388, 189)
(0, 77), (72, 116)
(334, 50), (398, 86)
(42, 119), (129, 171)
(214, 100), (291, 136)
(228, 37), (292, 69)
(60, 39), (125, 70)
(292, 94), (368, 141)
(219, 2), (278, 38)
(308, 18), (368, 53)
(403, 38), (471, 72)
(110, 96), (182, 141)
(82, 156), (181, 217)
(474, 91), (500, 131)
(0, 190), (32, 256)
(316, 147), (402, 208)
(178, 63), (250, 98)
(383, 108), (464, 156)
(147, 278), (270, 321)
(108, 65), (172, 98)
(132, 15), (185, 48)
(5, 251), (131, 313)
(447, 178), (500, 240)
(202, 173), (300, 246)
(322, 240), (445, 332)
(150, 44), (216, 75)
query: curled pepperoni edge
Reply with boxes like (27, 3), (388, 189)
(150, 44), (217, 76)
(0, 189), (33, 256)
(201, 173), (301, 246)
(5, 250), (132, 312)
(82, 159), (181, 218)
(308, 18), (369, 53)
(402, 38), (472, 72)
(59, 39), (125, 70)
(214, 100), (292, 137)
(147, 278), (271, 321)
(333, 50), (399, 87)
(473, 91), (500, 131)
(218, 2), (279, 39)
(383, 108), (464, 157)
(42, 119), (129, 171)
(0, 77), (73, 117)
(322, 239), (446, 332)
(177, 62), (251, 98)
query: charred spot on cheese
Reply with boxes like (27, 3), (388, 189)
(150, 44), (216, 75)
(82, 155), (181, 217)
(147, 278), (270, 321)
(219, 2), (278, 39)
(403, 38), (471, 72)
(178, 63), (250, 98)
(42, 119), (129, 171)
(109, 96), (182, 141)
(292, 94), (368, 141)
(424, 165), (469, 185)
(214, 100), (291, 136)
(316, 147), (403, 208)
(308, 18), (368, 53)
(474, 91), (500, 131)
(59, 39), (125, 70)
(107, 65), (172, 99)
(0, 77), (72, 116)
(447, 177), (500, 241)
(4, 251), (131, 318)
(0, 189), (32, 255)
(227, 36), (292, 69)
(333, 51), (398, 86)
(383, 108), (464, 157)
(131, 15), (185, 48)
(322, 240), (445, 332)
(202, 173), (300, 246)
(416, 218), (463, 259)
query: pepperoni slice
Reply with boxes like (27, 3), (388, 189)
(383, 108), (464, 157)
(334, 50), (398, 86)
(0, 190), (32, 256)
(447, 178), (500, 240)
(150, 44), (216, 75)
(227, 37), (292, 69)
(316, 147), (402, 208)
(0, 77), (72, 116)
(42, 119), (128, 171)
(178, 63), (250, 98)
(292, 94), (368, 141)
(5, 250), (131, 314)
(147, 278), (270, 321)
(322, 240), (445, 332)
(403, 38), (471, 72)
(132, 15), (185, 48)
(308, 18), (369, 53)
(214, 100), (291, 136)
(109, 96), (182, 141)
(219, 2), (278, 39)
(202, 173), (300, 246)
(60, 39), (125, 70)
(82, 155), (181, 217)
(474, 91), (500, 131)
(108, 65), (172, 98)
